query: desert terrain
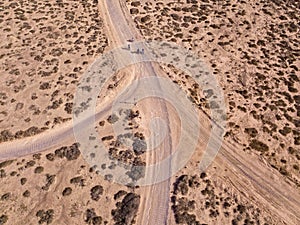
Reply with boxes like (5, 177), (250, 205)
(0, 0), (108, 142)
(125, 0), (300, 186)
(0, 0), (300, 225)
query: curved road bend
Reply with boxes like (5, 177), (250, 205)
(100, 1), (174, 224)
(0, 104), (112, 161)
(101, 1), (300, 224)
(0, 1), (299, 225)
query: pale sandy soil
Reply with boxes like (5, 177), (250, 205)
(0, 141), (138, 225)
(124, 0), (300, 224)
(0, 0), (300, 225)
(0, 0), (108, 142)
(125, 0), (300, 187)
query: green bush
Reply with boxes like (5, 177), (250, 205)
(0, 215), (8, 225)
(249, 140), (269, 152)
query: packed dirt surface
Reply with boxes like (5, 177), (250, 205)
(0, 0), (108, 142)
(124, 0), (300, 223)
(0, 0), (300, 225)
(125, 0), (300, 187)
(0, 143), (142, 225)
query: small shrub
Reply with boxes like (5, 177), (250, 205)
(85, 208), (102, 225)
(23, 190), (30, 197)
(0, 160), (14, 169)
(112, 193), (140, 224)
(200, 172), (206, 179)
(174, 212), (198, 224)
(34, 166), (44, 174)
(174, 175), (189, 195)
(132, 138), (147, 155)
(1, 193), (10, 201)
(64, 103), (73, 114)
(249, 140), (269, 152)
(33, 153), (41, 160)
(42, 174), (56, 191)
(279, 126), (292, 136)
(90, 185), (103, 201)
(70, 176), (85, 187)
(141, 15), (151, 23)
(62, 187), (72, 196)
(294, 136), (300, 145)
(288, 147), (295, 154)
(45, 153), (55, 161)
(0, 215), (8, 225)
(20, 178), (27, 185)
(26, 160), (36, 168)
(237, 204), (246, 214)
(130, 8), (139, 15)
(54, 143), (80, 161)
(131, 1), (141, 7)
(10, 171), (17, 176)
(279, 167), (288, 176)
(39, 82), (51, 90)
(114, 190), (127, 200)
(101, 135), (114, 141)
(107, 114), (119, 124)
(244, 128), (258, 137)
(36, 209), (54, 224)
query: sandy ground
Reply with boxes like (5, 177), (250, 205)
(125, 0), (300, 187)
(0, 141), (139, 225)
(0, 0), (300, 225)
(0, 0), (108, 142)
(125, 0), (300, 224)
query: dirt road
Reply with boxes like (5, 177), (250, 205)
(99, 1), (174, 224)
(99, 1), (300, 224)
(0, 0), (299, 224)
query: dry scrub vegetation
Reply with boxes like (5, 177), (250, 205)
(126, 0), (300, 187)
(171, 171), (276, 224)
(95, 109), (147, 184)
(0, 107), (146, 224)
(0, 141), (141, 225)
(0, 0), (108, 143)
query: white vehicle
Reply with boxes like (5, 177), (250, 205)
(127, 37), (134, 42)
